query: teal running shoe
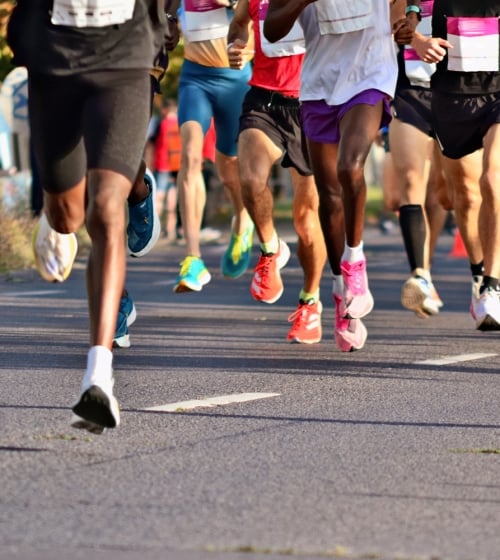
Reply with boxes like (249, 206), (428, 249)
(173, 256), (211, 293)
(127, 168), (161, 257)
(221, 221), (254, 278)
(113, 291), (137, 348)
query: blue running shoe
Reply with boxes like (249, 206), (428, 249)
(113, 291), (137, 348)
(221, 220), (254, 279)
(173, 256), (211, 293)
(127, 168), (161, 257)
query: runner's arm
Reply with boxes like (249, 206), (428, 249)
(263, 0), (314, 43)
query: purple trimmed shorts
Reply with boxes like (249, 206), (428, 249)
(301, 89), (392, 144)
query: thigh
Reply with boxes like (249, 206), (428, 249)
(28, 74), (86, 193)
(212, 74), (250, 156)
(84, 70), (150, 183)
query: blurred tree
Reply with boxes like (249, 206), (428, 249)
(0, 1), (15, 81)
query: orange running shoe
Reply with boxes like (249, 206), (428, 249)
(287, 300), (323, 344)
(250, 239), (290, 304)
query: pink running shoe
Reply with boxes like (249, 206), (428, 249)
(340, 259), (374, 319)
(334, 294), (367, 352)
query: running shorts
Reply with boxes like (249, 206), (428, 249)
(301, 89), (392, 144)
(239, 86), (312, 176)
(392, 87), (434, 137)
(29, 69), (151, 192)
(432, 90), (500, 159)
(178, 59), (250, 156)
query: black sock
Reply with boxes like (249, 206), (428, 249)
(399, 205), (426, 272)
(470, 261), (484, 277)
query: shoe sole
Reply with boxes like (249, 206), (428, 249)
(344, 292), (374, 319)
(335, 319), (367, 352)
(128, 168), (161, 258)
(173, 272), (212, 293)
(72, 385), (120, 429)
(476, 314), (500, 331)
(401, 280), (439, 318)
(288, 335), (322, 345)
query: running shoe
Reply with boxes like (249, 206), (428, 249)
(340, 258), (374, 319)
(250, 239), (291, 304)
(32, 213), (78, 283)
(221, 220), (254, 279)
(469, 275), (483, 320)
(173, 255), (211, 293)
(127, 168), (161, 257)
(429, 280), (444, 309)
(334, 294), (367, 352)
(401, 275), (440, 318)
(287, 300), (323, 344)
(113, 291), (137, 349)
(472, 286), (500, 331)
(71, 374), (120, 431)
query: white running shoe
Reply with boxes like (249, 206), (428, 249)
(32, 214), (78, 282)
(71, 373), (120, 432)
(472, 286), (500, 331)
(401, 275), (440, 318)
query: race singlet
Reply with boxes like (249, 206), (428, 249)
(314, 0), (373, 35)
(51, 0), (135, 27)
(258, 0), (304, 57)
(404, 0), (435, 86)
(447, 16), (500, 72)
(183, 0), (229, 42)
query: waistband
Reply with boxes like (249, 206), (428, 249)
(249, 85), (300, 107)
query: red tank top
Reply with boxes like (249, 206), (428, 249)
(248, 0), (303, 97)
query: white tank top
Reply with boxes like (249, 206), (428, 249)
(298, 0), (397, 105)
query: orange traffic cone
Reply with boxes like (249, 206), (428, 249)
(449, 229), (468, 258)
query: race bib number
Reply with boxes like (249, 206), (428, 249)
(183, 0), (229, 42)
(404, 0), (435, 86)
(258, 1), (304, 57)
(315, 0), (373, 36)
(447, 16), (500, 72)
(51, 0), (135, 27)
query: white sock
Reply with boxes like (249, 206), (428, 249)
(82, 346), (113, 392)
(342, 241), (364, 263)
(332, 274), (344, 296)
(261, 231), (279, 254)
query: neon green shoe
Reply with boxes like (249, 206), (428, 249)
(173, 256), (211, 293)
(221, 221), (254, 279)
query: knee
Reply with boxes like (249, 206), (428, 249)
(337, 160), (364, 194)
(293, 206), (321, 244)
(480, 169), (500, 206)
(86, 193), (125, 238)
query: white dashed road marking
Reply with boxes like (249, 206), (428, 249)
(144, 392), (281, 412)
(415, 353), (497, 366)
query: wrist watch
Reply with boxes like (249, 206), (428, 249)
(405, 4), (422, 21)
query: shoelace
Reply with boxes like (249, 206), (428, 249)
(254, 253), (275, 288)
(179, 256), (199, 275)
(342, 262), (366, 293)
(229, 233), (245, 264)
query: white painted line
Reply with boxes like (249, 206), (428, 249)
(415, 353), (497, 366)
(145, 392), (281, 412)
(1, 290), (67, 297)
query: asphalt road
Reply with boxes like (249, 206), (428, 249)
(1, 224), (500, 560)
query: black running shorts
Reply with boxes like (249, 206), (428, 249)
(239, 86), (313, 176)
(28, 69), (151, 192)
(431, 90), (500, 159)
(392, 87), (434, 137)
